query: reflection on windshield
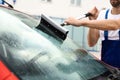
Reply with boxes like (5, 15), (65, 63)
(0, 7), (110, 80)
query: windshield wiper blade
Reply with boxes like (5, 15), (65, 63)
(96, 60), (120, 79)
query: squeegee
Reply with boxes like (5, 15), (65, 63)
(36, 14), (69, 41)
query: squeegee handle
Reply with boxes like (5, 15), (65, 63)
(85, 12), (92, 17)
(61, 12), (92, 26)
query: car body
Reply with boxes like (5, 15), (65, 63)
(0, 5), (120, 80)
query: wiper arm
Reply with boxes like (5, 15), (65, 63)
(2, 0), (14, 8)
(107, 68), (120, 80)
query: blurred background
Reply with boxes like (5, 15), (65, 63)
(0, 0), (111, 53)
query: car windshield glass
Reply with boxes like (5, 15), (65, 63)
(0, 6), (110, 80)
(0, 6), (40, 28)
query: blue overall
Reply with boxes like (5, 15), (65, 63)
(101, 9), (120, 68)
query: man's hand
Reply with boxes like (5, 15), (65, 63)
(64, 17), (83, 27)
(64, 6), (99, 27)
(88, 6), (99, 20)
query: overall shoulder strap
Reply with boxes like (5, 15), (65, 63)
(104, 9), (109, 40)
(105, 9), (109, 19)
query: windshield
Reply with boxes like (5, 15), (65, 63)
(0, 6), (111, 80)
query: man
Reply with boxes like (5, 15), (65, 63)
(65, 0), (120, 68)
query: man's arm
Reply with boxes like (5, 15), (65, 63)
(87, 7), (100, 47)
(82, 19), (120, 30)
(87, 29), (99, 47)
(65, 18), (120, 30)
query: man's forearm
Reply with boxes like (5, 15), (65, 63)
(82, 19), (120, 30)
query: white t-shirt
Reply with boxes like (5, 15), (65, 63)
(97, 9), (120, 41)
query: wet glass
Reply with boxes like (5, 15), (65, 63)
(0, 6), (113, 80)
